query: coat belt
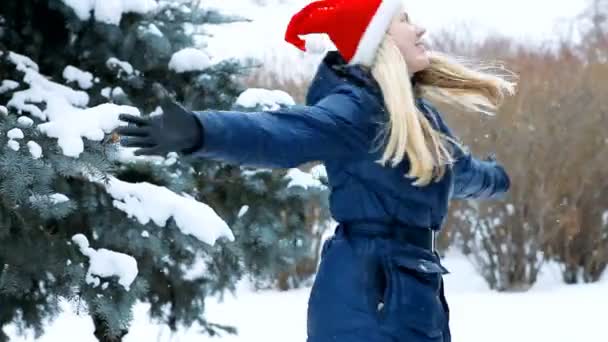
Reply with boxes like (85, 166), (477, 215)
(340, 220), (437, 251)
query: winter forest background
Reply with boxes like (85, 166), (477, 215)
(0, 0), (607, 341)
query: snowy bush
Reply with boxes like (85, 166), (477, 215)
(450, 202), (543, 291)
(439, 9), (608, 289)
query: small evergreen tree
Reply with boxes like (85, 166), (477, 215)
(0, 1), (329, 341)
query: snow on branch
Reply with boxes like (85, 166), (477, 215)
(72, 234), (138, 291)
(236, 88), (295, 111)
(37, 103), (139, 157)
(168, 48), (212, 73)
(6, 52), (140, 157)
(103, 176), (234, 246)
(62, 65), (94, 89)
(284, 168), (326, 190)
(61, 0), (157, 25)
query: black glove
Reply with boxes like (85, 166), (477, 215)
(116, 98), (204, 156)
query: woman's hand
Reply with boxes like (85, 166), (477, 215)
(116, 98), (204, 156)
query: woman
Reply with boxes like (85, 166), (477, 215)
(117, 0), (514, 341)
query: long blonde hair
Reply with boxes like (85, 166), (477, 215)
(370, 35), (516, 186)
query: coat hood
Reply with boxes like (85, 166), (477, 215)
(305, 51), (382, 106)
(305, 51), (420, 107)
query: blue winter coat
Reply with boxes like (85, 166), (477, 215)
(191, 51), (510, 231)
(190, 51), (510, 341)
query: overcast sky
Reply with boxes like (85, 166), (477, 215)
(201, 0), (592, 77)
(205, 0), (590, 41)
(405, 0), (589, 43)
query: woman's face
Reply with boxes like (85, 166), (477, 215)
(387, 11), (430, 75)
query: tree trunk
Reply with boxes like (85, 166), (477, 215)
(92, 315), (127, 342)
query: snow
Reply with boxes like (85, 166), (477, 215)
(7, 140), (19, 151)
(183, 22), (195, 35)
(163, 152), (178, 166)
(62, 65), (94, 89)
(60, 0), (93, 21)
(168, 48), (212, 73)
(235, 88), (295, 111)
(140, 230), (149, 238)
(0, 105), (7, 116)
(199, 0), (332, 81)
(284, 168), (325, 189)
(309, 164), (327, 180)
(111, 86), (126, 98)
(17, 116), (34, 128)
(7, 58), (89, 120)
(7, 128), (24, 139)
(100, 87), (111, 98)
(50, 193), (69, 204)
(199, 0), (589, 81)
(113, 146), (167, 164)
(27, 141), (43, 159)
(440, 249), (491, 293)
(103, 176), (234, 245)
(143, 23), (163, 37)
(61, 0), (157, 25)
(30, 193), (69, 205)
(602, 210), (608, 226)
(237, 205), (249, 218)
(0, 79), (19, 94)
(106, 57), (135, 76)
(181, 253), (210, 281)
(71, 234), (138, 291)
(242, 168), (272, 177)
(8, 51), (39, 72)
(7, 54), (139, 157)
(7, 249), (607, 342)
(38, 103), (140, 157)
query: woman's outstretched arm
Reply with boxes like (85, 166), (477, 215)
(418, 99), (511, 199)
(190, 86), (372, 168)
(450, 152), (511, 199)
(117, 86), (374, 168)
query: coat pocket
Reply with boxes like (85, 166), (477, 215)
(380, 254), (448, 340)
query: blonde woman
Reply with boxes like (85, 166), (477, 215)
(117, 0), (514, 340)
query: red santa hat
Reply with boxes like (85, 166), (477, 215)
(285, 0), (403, 66)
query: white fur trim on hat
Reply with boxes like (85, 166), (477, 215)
(349, 0), (403, 66)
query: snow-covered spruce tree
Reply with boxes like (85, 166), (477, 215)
(0, 1), (328, 341)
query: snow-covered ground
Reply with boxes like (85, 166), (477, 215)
(6, 249), (607, 342)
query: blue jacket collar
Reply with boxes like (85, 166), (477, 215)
(306, 51), (380, 106)
(306, 51), (417, 106)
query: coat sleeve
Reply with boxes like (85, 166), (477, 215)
(188, 86), (372, 168)
(419, 99), (511, 200)
(450, 149), (511, 199)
